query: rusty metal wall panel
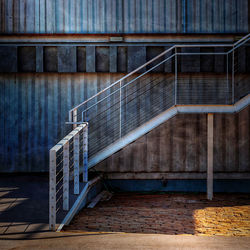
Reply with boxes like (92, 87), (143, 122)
(0, 0), (248, 34)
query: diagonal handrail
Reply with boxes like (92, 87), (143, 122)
(68, 33), (250, 122)
(233, 33), (250, 46)
(72, 54), (176, 119)
(69, 45), (175, 114)
(227, 34), (250, 54)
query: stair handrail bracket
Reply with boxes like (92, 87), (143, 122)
(49, 123), (88, 231)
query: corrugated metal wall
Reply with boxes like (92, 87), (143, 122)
(0, 73), (249, 173)
(0, 0), (249, 34)
(95, 107), (250, 178)
(0, 73), (123, 172)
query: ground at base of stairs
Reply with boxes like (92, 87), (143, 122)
(65, 193), (250, 236)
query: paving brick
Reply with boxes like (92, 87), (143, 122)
(65, 193), (250, 236)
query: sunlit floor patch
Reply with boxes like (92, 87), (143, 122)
(194, 205), (250, 236)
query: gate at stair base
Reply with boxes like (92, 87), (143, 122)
(49, 123), (88, 231)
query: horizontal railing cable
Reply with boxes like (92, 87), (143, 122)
(69, 33), (250, 120)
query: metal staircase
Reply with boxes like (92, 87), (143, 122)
(68, 33), (250, 167)
(49, 33), (250, 231)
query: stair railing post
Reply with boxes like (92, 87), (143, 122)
(119, 80), (122, 138)
(226, 53), (229, 104)
(175, 47), (177, 105)
(49, 149), (56, 231)
(232, 47), (235, 104)
(83, 124), (88, 183)
(73, 109), (77, 129)
(69, 110), (72, 123)
(63, 141), (69, 211)
(73, 131), (80, 194)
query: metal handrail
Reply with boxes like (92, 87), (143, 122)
(69, 46), (174, 113)
(78, 50), (229, 120)
(49, 123), (88, 231)
(75, 54), (176, 118)
(68, 33), (250, 120)
(227, 35), (250, 54)
(233, 33), (250, 46)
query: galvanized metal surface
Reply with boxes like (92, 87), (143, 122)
(0, 0), (249, 34)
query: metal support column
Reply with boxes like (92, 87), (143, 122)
(73, 132), (80, 194)
(73, 109), (77, 129)
(63, 141), (69, 210)
(175, 47), (177, 105)
(83, 125), (88, 182)
(207, 113), (214, 200)
(49, 149), (56, 230)
(232, 48), (235, 104)
(119, 80), (122, 138)
(226, 53), (229, 103)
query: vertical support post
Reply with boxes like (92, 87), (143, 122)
(83, 125), (88, 182)
(175, 47), (177, 105)
(69, 111), (72, 123)
(36, 46), (43, 72)
(226, 53), (229, 103)
(207, 113), (214, 200)
(232, 48), (234, 104)
(73, 109), (77, 129)
(119, 80), (122, 138)
(73, 132), (80, 194)
(83, 111), (88, 122)
(49, 149), (56, 231)
(63, 141), (69, 210)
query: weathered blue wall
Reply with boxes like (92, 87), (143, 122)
(0, 73), (249, 173)
(95, 105), (250, 178)
(0, 73), (123, 172)
(105, 180), (250, 193)
(0, 0), (249, 34)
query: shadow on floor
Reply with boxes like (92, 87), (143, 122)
(0, 175), (50, 239)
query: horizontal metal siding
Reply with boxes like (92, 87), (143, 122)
(0, 0), (248, 34)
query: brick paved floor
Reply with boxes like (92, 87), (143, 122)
(65, 193), (250, 236)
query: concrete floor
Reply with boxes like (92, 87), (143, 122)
(1, 231), (250, 250)
(0, 175), (250, 250)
